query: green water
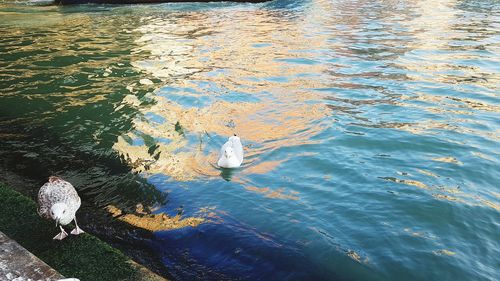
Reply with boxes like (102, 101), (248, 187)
(0, 0), (499, 280)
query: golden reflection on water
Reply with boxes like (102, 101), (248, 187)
(0, 10), (149, 116)
(403, 228), (427, 239)
(433, 249), (456, 256)
(416, 169), (438, 178)
(382, 172), (500, 211)
(106, 204), (204, 232)
(245, 186), (300, 201)
(108, 0), (500, 211)
(431, 156), (463, 165)
(386, 0), (500, 145)
(381, 177), (429, 189)
(113, 8), (329, 189)
(491, 192), (500, 199)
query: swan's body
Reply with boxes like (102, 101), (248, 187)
(218, 135), (244, 168)
(38, 176), (85, 240)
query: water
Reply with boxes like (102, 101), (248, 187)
(1, 0), (499, 280)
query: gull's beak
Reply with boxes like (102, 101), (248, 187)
(55, 218), (60, 227)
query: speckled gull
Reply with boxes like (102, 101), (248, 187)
(217, 134), (244, 168)
(37, 176), (84, 240)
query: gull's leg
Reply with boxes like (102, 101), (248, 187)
(70, 217), (85, 235)
(53, 226), (68, 240)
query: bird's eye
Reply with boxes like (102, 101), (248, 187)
(63, 210), (66, 214)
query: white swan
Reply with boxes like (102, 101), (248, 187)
(217, 135), (244, 168)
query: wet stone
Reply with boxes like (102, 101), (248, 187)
(0, 231), (64, 281)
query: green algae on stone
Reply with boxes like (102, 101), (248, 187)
(0, 183), (163, 281)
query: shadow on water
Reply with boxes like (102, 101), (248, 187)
(0, 119), (166, 211)
(0, 6), (175, 276)
(220, 167), (237, 181)
(155, 216), (352, 281)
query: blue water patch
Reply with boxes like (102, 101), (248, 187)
(251, 43), (272, 48)
(205, 68), (228, 77)
(157, 86), (212, 108)
(158, 85), (201, 95)
(219, 90), (261, 103)
(131, 137), (145, 146)
(263, 76), (289, 83)
(155, 137), (172, 145)
(274, 57), (320, 65)
(144, 112), (166, 124)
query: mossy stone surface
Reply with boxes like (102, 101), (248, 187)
(0, 183), (142, 281)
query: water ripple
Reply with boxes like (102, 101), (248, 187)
(1, 0), (499, 280)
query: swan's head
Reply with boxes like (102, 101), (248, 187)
(224, 146), (234, 159)
(50, 202), (71, 226)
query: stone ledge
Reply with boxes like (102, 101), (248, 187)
(0, 231), (65, 281)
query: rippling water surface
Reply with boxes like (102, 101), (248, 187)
(1, 0), (499, 280)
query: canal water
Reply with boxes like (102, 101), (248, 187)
(0, 0), (499, 280)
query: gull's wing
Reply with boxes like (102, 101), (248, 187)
(38, 177), (81, 218)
